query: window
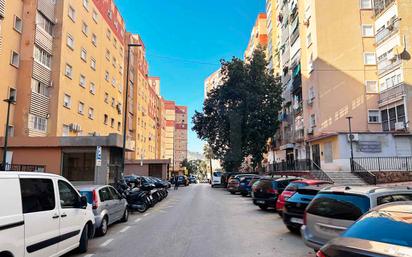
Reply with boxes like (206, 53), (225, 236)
(104, 114), (108, 125)
(79, 74), (86, 87)
(80, 48), (87, 61)
(31, 78), (49, 96)
(88, 107), (94, 119)
(306, 32), (312, 47)
(108, 9), (113, 20)
(90, 82), (96, 95)
(66, 34), (74, 49)
(308, 53), (314, 73)
(362, 25), (374, 37)
(364, 52), (376, 65)
(58, 180), (80, 208)
(117, 121), (121, 131)
(36, 12), (53, 35)
(104, 92), (109, 103)
(365, 80), (378, 93)
(92, 33), (97, 46)
(368, 110), (380, 123)
(20, 178), (55, 213)
(111, 118), (114, 128)
(111, 77), (116, 87)
(63, 93), (71, 108)
(78, 102), (84, 114)
(82, 0), (89, 10)
(99, 187), (112, 202)
(360, 0), (372, 9)
(34, 46), (52, 68)
(62, 124), (70, 136)
(113, 38), (117, 49)
(381, 104), (406, 131)
(14, 15), (22, 33)
(112, 57), (117, 68)
(106, 29), (111, 40)
(90, 58), (96, 70)
(8, 87), (17, 102)
(82, 22), (88, 36)
(92, 10), (98, 23)
(68, 6), (76, 21)
(310, 114), (316, 127)
(10, 51), (20, 68)
(65, 64), (73, 78)
(105, 71), (109, 81)
(30, 115), (47, 132)
(106, 49), (110, 60)
(111, 97), (115, 107)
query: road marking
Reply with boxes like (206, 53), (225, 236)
(100, 238), (113, 247)
(134, 218), (142, 223)
(143, 213), (150, 217)
(120, 226), (130, 233)
(83, 254), (94, 257)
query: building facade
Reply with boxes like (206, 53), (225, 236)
(204, 68), (223, 99)
(244, 13), (269, 60)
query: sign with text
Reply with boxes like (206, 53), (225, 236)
(96, 146), (102, 167)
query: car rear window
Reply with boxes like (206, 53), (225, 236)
(285, 182), (308, 192)
(377, 194), (412, 205)
(213, 172), (222, 177)
(79, 191), (93, 204)
(307, 193), (370, 221)
(343, 213), (412, 247)
(255, 179), (273, 190)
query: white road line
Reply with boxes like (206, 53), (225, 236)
(83, 254), (94, 257)
(119, 226), (130, 233)
(143, 213), (150, 217)
(100, 238), (114, 247)
(134, 218), (142, 223)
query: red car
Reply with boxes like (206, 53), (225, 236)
(276, 179), (332, 214)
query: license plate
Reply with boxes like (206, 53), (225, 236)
(256, 200), (265, 204)
(290, 218), (303, 225)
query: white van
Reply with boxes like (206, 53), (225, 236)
(211, 171), (222, 187)
(0, 172), (95, 257)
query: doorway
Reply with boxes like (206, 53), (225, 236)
(312, 144), (321, 168)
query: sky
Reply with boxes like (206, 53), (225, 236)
(116, 0), (266, 153)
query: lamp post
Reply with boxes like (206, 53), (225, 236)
(2, 96), (16, 171)
(121, 43), (142, 181)
(346, 116), (354, 172)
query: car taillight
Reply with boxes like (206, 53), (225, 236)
(267, 188), (278, 195)
(92, 189), (98, 209)
(303, 210), (307, 225)
(316, 250), (326, 257)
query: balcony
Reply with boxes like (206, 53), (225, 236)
(292, 73), (302, 92)
(373, 0), (396, 16)
(377, 57), (402, 76)
(290, 28), (299, 45)
(294, 128), (305, 143)
(375, 19), (400, 45)
(378, 83), (406, 107)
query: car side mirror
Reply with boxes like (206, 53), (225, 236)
(79, 195), (88, 209)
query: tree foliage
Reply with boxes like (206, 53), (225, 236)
(193, 48), (282, 172)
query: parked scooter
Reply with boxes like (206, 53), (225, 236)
(116, 180), (149, 213)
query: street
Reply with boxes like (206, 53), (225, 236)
(68, 184), (313, 257)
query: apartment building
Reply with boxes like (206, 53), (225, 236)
(204, 68), (223, 98)
(244, 13), (268, 60)
(269, 0), (412, 172)
(266, 0), (281, 76)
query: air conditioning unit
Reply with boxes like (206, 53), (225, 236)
(395, 122), (406, 131)
(347, 133), (359, 142)
(303, 18), (310, 26)
(307, 128), (314, 135)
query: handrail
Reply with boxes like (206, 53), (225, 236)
(309, 160), (334, 183)
(352, 160), (377, 185)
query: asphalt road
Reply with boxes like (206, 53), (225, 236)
(69, 184), (314, 257)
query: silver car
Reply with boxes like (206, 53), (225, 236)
(78, 185), (128, 236)
(301, 185), (412, 251)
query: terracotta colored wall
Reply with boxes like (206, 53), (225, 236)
(7, 147), (62, 174)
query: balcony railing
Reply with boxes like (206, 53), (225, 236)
(377, 57), (402, 75)
(353, 156), (412, 172)
(378, 83), (405, 106)
(2, 164), (46, 172)
(295, 128), (305, 142)
(292, 74), (302, 91)
(375, 19), (400, 45)
(373, 0), (396, 16)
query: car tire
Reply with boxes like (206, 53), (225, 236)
(241, 193), (247, 197)
(77, 225), (89, 253)
(121, 209), (129, 222)
(278, 212), (283, 218)
(230, 192), (235, 195)
(211, 185), (215, 188)
(259, 205), (268, 211)
(287, 225), (300, 234)
(97, 216), (108, 236)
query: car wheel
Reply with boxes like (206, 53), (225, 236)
(211, 185), (215, 188)
(121, 209), (129, 222)
(241, 193), (247, 197)
(278, 212), (283, 218)
(77, 225), (89, 253)
(287, 225), (300, 234)
(230, 192), (235, 195)
(97, 216), (108, 236)
(259, 205), (268, 211)
(137, 202), (148, 213)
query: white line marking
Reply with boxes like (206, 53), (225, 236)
(83, 254), (94, 257)
(134, 218), (142, 223)
(100, 238), (113, 247)
(143, 213), (150, 217)
(120, 226), (130, 233)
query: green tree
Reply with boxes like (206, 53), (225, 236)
(193, 48), (282, 172)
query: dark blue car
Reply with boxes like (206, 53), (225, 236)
(238, 176), (260, 197)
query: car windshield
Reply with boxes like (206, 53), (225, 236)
(284, 182), (308, 192)
(307, 193), (371, 221)
(255, 179), (273, 190)
(343, 211), (412, 247)
(213, 172), (222, 177)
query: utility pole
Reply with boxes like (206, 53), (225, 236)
(121, 43), (142, 182)
(2, 96), (16, 171)
(346, 116), (354, 172)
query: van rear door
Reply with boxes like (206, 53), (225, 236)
(20, 176), (60, 257)
(0, 175), (25, 257)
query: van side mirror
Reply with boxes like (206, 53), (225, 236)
(79, 195), (88, 209)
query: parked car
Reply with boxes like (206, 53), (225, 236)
(220, 172), (241, 188)
(239, 176), (261, 197)
(317, 201), (412, 257)
(282, 185), (329, 233)
(228, 175), (256, 194)
(302, 185), (412, 251)
(189, 176), (198, 184)
(211, 171), (223, 187)
(276, 179), (332, 214)
(252, 176), (300, 210)
(78, 185), (128, 236)
(0, 172), (95, 256)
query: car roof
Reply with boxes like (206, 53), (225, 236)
(0, 171), (62, 179)
(373, 201), (412, 213)
(76, 185), (108, 191)
(292, 179), (332, 185)
(320, 185), (412, 195)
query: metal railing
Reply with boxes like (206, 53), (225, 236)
(353, 157), (412, 172)
(378, 83), (405, 106)
(2, 164), (46, 172)
(310, 161), (334, 183)
(352, 160), (377, 185)
(271, 159), (334, 183)
(373, 0), (395, 16)
(377, 57), (402, 75)
(375, 19), (400, 45)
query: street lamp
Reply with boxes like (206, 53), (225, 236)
(346, 116), (354, 172)
(2, 96), (16, 170)
(121, 43), (142, 181)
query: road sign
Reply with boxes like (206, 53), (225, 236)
(96, 146), (102, 167)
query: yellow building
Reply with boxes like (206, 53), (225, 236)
(244, 13), (268, 60)
(265, 0), (281, 76)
